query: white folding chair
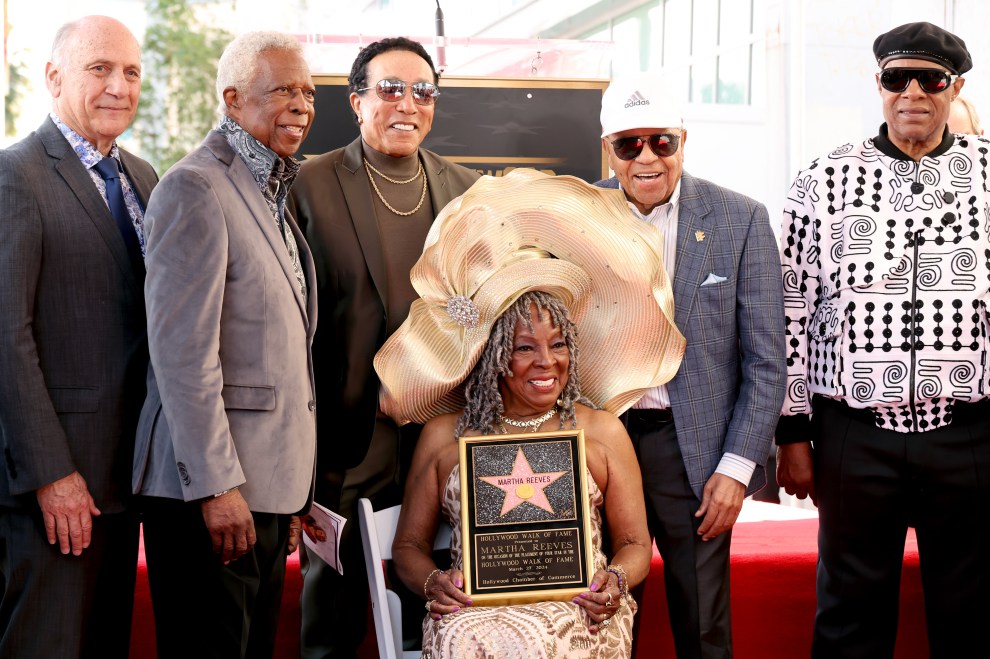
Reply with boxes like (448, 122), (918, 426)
(358, 498), (452, 659)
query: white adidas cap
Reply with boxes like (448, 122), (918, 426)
(600, 72), (684, 138)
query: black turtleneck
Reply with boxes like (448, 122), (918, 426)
(873, 123), (955, 161)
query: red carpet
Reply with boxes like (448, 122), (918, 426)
(634, 517), (925, 658)
(130, 504), (927, 658)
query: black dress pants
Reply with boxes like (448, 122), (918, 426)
(812, 396), (990, 659)
(141, 496), (291, 659)
(626, 411), (734, 659)
(0, 507), (139, 659)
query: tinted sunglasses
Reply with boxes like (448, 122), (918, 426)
(357, 78), (441, 105)
(879, 68), (956, 94)
(610, 133), (681, 161)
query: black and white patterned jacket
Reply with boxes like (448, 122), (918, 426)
(780, 125), (990, 433)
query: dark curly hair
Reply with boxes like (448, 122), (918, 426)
(347, 37), (438, 124)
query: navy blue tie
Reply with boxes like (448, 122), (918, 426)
(94, 157), (144, 272)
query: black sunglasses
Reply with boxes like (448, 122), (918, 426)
(610, 133), (681, 161)
(879, 68), (956, 94)
(357, 78), (440, 106)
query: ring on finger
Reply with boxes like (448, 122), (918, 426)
(605, 592), (613, 607)
(425, 600), (435, 613)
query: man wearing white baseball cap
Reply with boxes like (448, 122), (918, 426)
(595, 73), (786, 659)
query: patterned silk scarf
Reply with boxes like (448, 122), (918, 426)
(217, 116), (307, 299)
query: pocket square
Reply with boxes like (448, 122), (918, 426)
(701, 273), (727, 286)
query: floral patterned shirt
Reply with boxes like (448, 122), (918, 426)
(50, 112), (147, 256)
(217, 115), (306, 298)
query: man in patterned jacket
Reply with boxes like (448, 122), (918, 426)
(777, 21), (990, 658)
(596, 73), (786, 658)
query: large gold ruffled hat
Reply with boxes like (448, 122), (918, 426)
(374, 168), (686, 425)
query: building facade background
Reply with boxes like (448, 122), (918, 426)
(4, 0), (988, 227)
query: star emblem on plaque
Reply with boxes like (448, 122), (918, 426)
(458, 430), (594, 606)
(479, 447), (567, 516)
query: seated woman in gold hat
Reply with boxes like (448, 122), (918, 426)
(374, 169), (685, 658)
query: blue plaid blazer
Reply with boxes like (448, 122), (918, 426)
(596, 172), (786, 498)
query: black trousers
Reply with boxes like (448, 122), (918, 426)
(141, 496), (291, 659)
(626, 411), (733, 659)
(299, 419), (406, 659)
(0, 507), (139, 659)
(812, 397), (990, 659)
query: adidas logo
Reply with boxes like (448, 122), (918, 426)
(624, 91), (650, 108)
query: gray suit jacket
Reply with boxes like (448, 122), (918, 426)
(288, 137), (480, 506)
(133, 131), (317, 514)
(597, 172), (786, 497)
(0, 118), (157, 512)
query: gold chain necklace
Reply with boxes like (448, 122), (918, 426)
(363, 157), (422, 184)
(363, 158), (428, 217)
(499, 406), (558, 433)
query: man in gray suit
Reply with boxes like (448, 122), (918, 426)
(0, 15), (157, 658)
(132, 31), (317, 659)
(595, 73), (786, 658)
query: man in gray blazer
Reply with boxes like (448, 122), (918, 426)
(288, 36), (479, 659)
(132, 31), (317, 658)
(0, 16), (157, 659)
(595, 73), (786, 658)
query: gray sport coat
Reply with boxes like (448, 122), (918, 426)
(133, 130), (317, 514)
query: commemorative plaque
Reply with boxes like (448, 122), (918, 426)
(458, 429), (593, 606)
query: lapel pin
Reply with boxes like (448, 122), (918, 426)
(695, 230), (706, 242)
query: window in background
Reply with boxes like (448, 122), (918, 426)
(607, 2), (657, 78)
(716, 0), (754, 103)
(581, 0), (764, 107)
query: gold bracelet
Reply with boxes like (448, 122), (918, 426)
(606, 564), (628, 597)
(423, 568), (442, 599)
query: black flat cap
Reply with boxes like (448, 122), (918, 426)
(873, 21), (972, 74)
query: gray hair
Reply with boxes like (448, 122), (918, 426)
(215, 31), (304, 114)
(50, 21), (77, 66)
(454, 291), (595, 438)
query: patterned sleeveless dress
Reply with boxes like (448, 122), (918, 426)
(421, 465), (637, 658)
